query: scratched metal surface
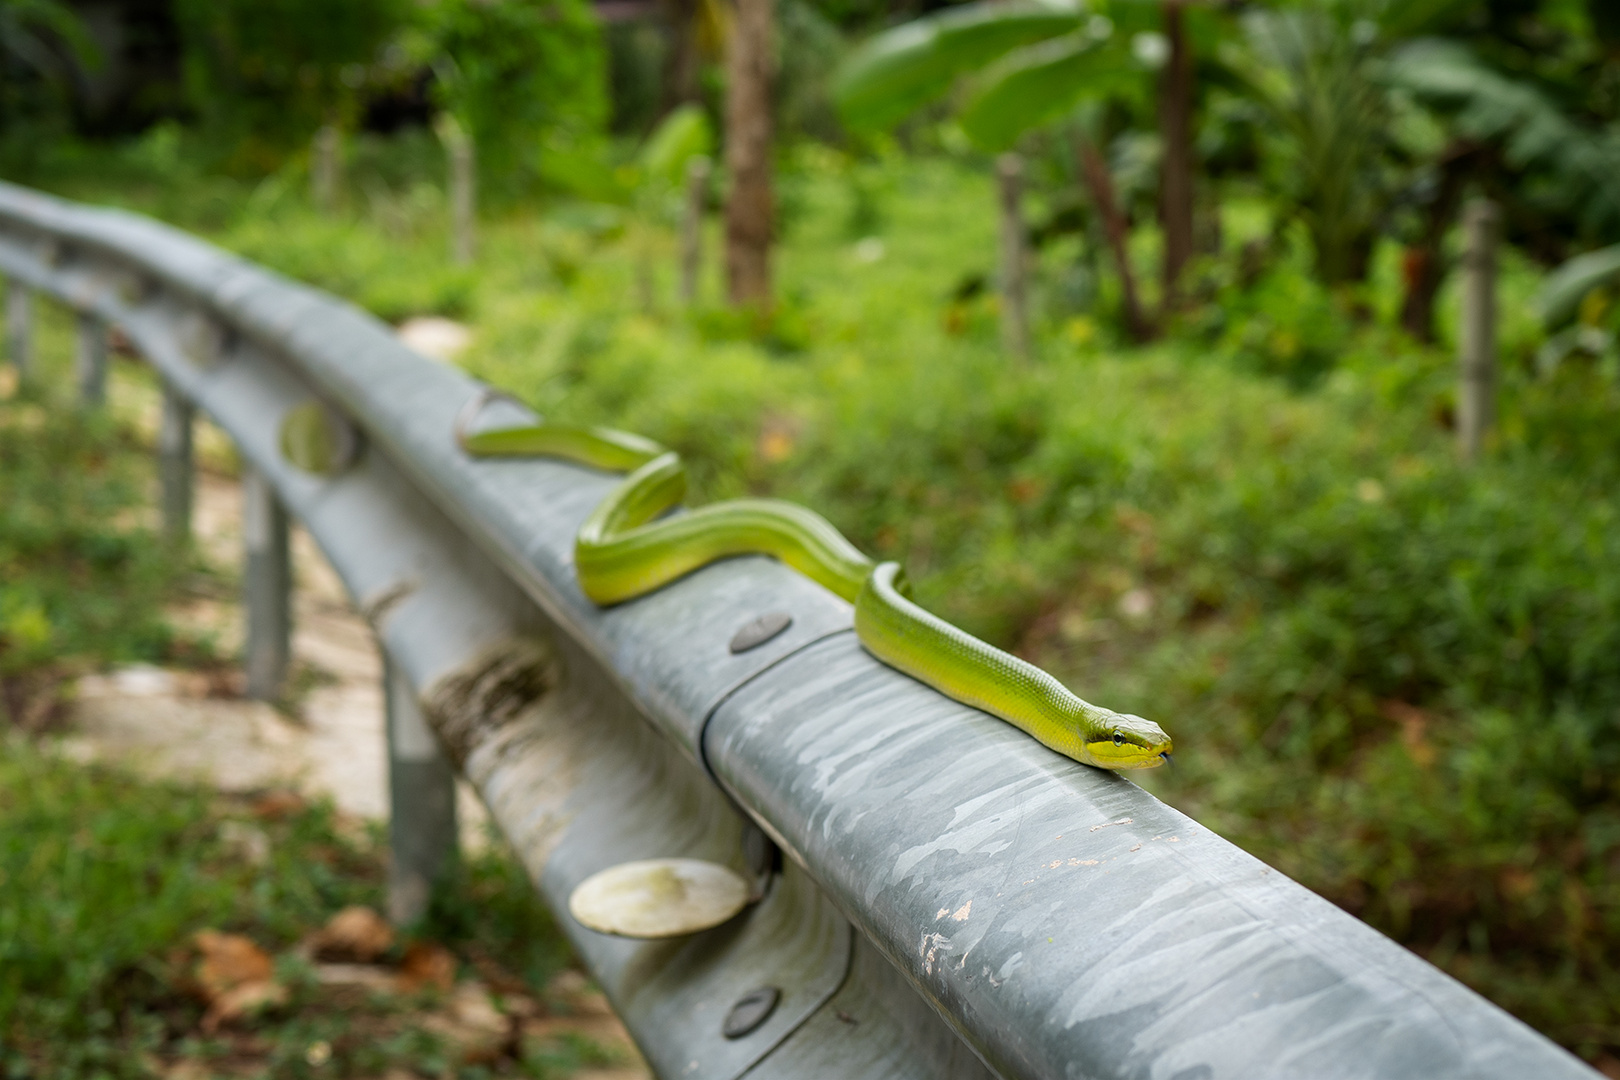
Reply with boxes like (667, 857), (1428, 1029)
(0, 182), (1603, 1080)
(704, 633), (1597, 1079)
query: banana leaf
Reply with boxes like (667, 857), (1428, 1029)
(833, 0), (1082, 131)
(959, 31), (1140, 149)
(1537, 243), (1620, 329)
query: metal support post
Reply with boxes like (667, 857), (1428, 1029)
(6, 280), (31, 384)
(76, 312), (107, 406)
(160, 382), (194, 545)
(997, 153), (1032, 361)
(681, 155), (711, 305)
(242, 465), (291, 701)
(1458, 198), (1498, 462)
(386, 657), (458, 926)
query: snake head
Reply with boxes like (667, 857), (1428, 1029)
(1081, 712), (1173, 770)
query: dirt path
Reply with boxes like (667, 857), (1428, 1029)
(67, 469), (490, 841)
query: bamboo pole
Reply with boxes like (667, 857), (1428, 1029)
(997, 154), (1032, 361)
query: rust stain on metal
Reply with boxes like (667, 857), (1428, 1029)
(422, 637), (557, 768)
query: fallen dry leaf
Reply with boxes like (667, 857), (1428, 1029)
(417, 983), (512, 1064)
(201, 978), (288, 1033)
(398, 941), (457, 993)
(193, 930), (273, 998)
(312, 905), (394, 962)
(250, 789), (305, 820)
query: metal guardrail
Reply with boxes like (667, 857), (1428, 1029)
(0, 179), (1600, 1080)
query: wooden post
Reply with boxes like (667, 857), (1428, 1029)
(441, 117), (476, 266)
(243, 466), (292, 701)
(75, 313), (107, 407)
(997, 154), (1032, 360)
(681, 155), (711, 305)
(1458, 199), (1498, 462)
(723, 0), (774, 306)
(1157, 0), (1195, 307)
(386, 657), (458, 926)
(160, 382), (194, 546)
(6, 281), (31, 385)
(311, 124), (341, 213)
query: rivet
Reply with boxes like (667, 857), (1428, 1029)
(722, 986), (780, 1039)
(729, 611), (792, 653)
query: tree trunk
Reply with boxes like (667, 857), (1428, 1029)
(1079, 140), (1152, 342)
(1158, 0), (1195, 308)
(724, 0), (774, 307)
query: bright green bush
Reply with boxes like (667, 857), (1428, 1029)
(414, 0), (608, 191)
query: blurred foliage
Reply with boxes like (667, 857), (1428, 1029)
(0, 320), (179, 726)
(7, 0), (1620, 1070)
(172, 0), (408, 164)
(410, 0), (607, 192)
(0, 738), (579, 1077)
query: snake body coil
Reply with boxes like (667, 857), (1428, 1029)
(462, 410), (1171, 770)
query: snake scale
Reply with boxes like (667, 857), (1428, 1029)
(459, 399), (1171, 770)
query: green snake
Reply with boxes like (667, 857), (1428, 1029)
(457, 395), (1171, 770)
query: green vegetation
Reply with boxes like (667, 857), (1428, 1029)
(0, 316), (599, 1078)
(4, 0), (1620, 1071)
(0, 310), (182, 728)
(0, 736), (592, 1078)
(24, 138), (1613, 1059)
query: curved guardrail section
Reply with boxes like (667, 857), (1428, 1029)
(0, 180), (1600, 1080)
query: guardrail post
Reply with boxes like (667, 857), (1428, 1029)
(5, 280), (31, 385)
(385, 657), (458, 926)
(75, 312), (106, 406)
(682, 155), (711, 305)
(997, 153), (1032, 361)
(159, 381), (194, 545)
(242, 465), (291, 701)
(1458, 197), (1498, 462)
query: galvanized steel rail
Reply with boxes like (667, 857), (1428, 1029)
(0, 180), (1599, 1080)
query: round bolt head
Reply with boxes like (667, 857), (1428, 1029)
(568, 858), (751, 939)
(729, 611), (792, 654)
(722, 986), (780, 1039)
(280, 401), (359, 476)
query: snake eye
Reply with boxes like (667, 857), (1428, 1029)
(1112, 730), (1126, 746)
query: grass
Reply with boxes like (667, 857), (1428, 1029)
(0, 736), (597, 1079)
(6, 127), (1620, 1066)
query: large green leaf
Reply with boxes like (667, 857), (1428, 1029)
(833, 0), (1082, 132)
(1537, 243), (1620, 329)
(1387, 38), (1620, 240)
(959, 31), (1139, 149)
(639, 103), (712, 188)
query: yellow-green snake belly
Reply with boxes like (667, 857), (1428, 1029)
(461, 412), (1171, 770)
